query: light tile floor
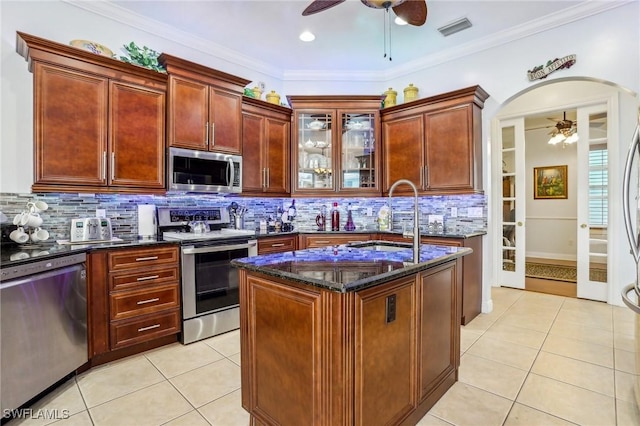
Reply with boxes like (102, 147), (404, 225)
(9, 287), (640, 426)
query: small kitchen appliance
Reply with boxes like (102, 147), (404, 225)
(70, 217), (112, 242)
(157, 207), (257, 344)
(137, 204), (157, 240)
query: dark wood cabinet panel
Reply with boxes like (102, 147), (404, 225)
(109, 81), (165, 188)
(110, 309), (180, 350)
(241, 98), (291, 195)
(19, 32), (168, 194)
(299, 233), (371, 249)
(34, 63), (108, 187)
(160, 54), (250, 155)
(257, 235), (297, 254)
(167, 76), (209, 150)
(381, 85), (488, 195)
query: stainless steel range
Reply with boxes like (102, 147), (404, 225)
(158, 208), (257, 344)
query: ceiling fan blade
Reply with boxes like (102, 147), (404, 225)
(392, 0), (427, 26)
(302, 0), (346, 16)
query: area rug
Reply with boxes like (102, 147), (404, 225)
(503, 262), (607, 283)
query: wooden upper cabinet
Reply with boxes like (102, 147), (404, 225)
(17, 32), (167, 194)
(381, 85), (489, 195)
(109, 81), (165, 189)
(241, 98), (291, 195)
(159, 54), (250, 155)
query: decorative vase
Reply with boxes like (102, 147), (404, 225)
(403, 83), (419, 103)
(252, 86), (263, 99)
(266, 90), (280, 105)
(383, 88), (397, 108)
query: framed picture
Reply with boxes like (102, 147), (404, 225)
(533, 165), (567, 199)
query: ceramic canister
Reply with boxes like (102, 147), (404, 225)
(266, 90), (280, 105)
(252, 86), (263, 99)
(404, 83), (419, 103)
(383, 88), (397, 108)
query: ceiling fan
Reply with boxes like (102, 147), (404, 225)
(302, 0), (428, 27)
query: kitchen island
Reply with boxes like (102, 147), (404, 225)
(232, 241), (471, 426)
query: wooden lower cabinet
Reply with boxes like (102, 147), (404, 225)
(257, 235), (297, 254)
(88, 244), (181, 364)
(299, 233), (371, 249)
(239, 259), (460, 426)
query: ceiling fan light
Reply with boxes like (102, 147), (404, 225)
(565, 133), (579, 144)
(548, 133), (566, 145)
(299, 31), (315, 42)
(394, 16), (408, 25)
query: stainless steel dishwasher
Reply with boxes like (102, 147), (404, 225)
(1, 252), (88, 414)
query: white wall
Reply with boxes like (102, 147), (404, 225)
(525, 128), (578, 260)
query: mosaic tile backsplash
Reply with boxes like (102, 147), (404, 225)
(0, 193), (486, 241)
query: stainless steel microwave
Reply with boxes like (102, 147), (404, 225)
(168, 147), (242, 193)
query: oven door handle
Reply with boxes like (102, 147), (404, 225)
(182, 241), (256, 255)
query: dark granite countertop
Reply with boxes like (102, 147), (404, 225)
(231, 240), (472, 293)
(0, 237), (178, 269)
(254, 229), (485, 239)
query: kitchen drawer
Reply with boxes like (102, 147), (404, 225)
(108, 246), (179, 271)
(110, 284), (179, 321)
(110, 309), (180, 350)
(302, 234), (371, 249)
(258, 236), (297, 254)
(109, 265), (179, 292)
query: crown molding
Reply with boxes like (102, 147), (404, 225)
(62, 0), (283, 79)
(63, 0), (633, 83)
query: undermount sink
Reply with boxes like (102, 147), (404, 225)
(348, 241), (412, 252)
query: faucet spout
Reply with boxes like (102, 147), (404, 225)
(388, 179), (420, 263)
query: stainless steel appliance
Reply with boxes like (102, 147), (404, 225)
(1, 252), (88, 414)
(168, 147), (242, 193)
(158, 208), (257, 344)
(137, 204), (157, 240)
(70, 217), (112, 242)
(622, 120), (640, 411)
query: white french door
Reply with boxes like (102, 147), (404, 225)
(499, 118), (526, 289)
(576, 104), (609, 301)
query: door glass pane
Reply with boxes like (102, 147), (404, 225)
(341, 112), (375, 189)
(588, 112), (608, 282)
(298, 112), (332, 189)
(502, 126), (517, 271)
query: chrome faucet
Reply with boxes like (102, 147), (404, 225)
(388, 179), (420, 263)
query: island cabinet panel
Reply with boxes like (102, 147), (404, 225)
(18, 32), (167, 194)
(381, 85), (488, 195)
(239, 258), (461, 426)
(242, 98), (291, 195)
(418, 262), (459, 403)
(354, 278), (417, 426)
(241, 274), (325, 425)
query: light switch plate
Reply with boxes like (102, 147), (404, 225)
(468, 207), (483, 218)
(450, 207), (457, 217)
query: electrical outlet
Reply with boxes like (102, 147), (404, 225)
(366, 207), (373, 216)
(468, 207), (483, 218)
(96, 209), (106, 218)
(258, 81), (265, 91)
(450, 207), (457, 217)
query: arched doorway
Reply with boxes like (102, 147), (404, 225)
(491, 78), (638, 305)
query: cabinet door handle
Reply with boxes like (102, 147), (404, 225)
(205, 122), (209, 145)
(262, 168), (267, 188)
(210, 123), (215, 146)
(136, 297), (160, 305)
(135, 256), (159, 262)
(102, 151), (107, 181)
(111, 152), (115, 181)
(271, 243), (285, 247)
(136, 275), (160, 282)
(138, 324), (160, 332)
(266, 168), (270, 188)
(423, 165), (428, 188)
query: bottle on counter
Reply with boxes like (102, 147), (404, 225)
(344, 203), (355, 231)
(331, 202), (340, 232)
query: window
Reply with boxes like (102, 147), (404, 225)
(588, 145), (608, 226)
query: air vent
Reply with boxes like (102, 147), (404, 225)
(437, 17), (472, 37)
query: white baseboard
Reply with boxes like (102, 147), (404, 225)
(526, 251), (577, 262)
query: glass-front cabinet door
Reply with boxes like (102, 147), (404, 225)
(289, 95), (383, 195)
(296, 111), (334, 192)
(340, 112), (376, 191)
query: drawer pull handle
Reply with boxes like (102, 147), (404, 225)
(138, 324), (161, 332)
(315, 240), (330, 244)
(271, 243), (285, 247)
(135, 256), (159, 262)
(136, 275), (160, 282)
(136, 297), (160, 305)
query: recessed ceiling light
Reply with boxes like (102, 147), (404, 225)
(394, 17), (408, 26)
(299, 31), (315, 42)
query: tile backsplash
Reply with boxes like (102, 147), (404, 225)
(0, 192), (486, 240)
